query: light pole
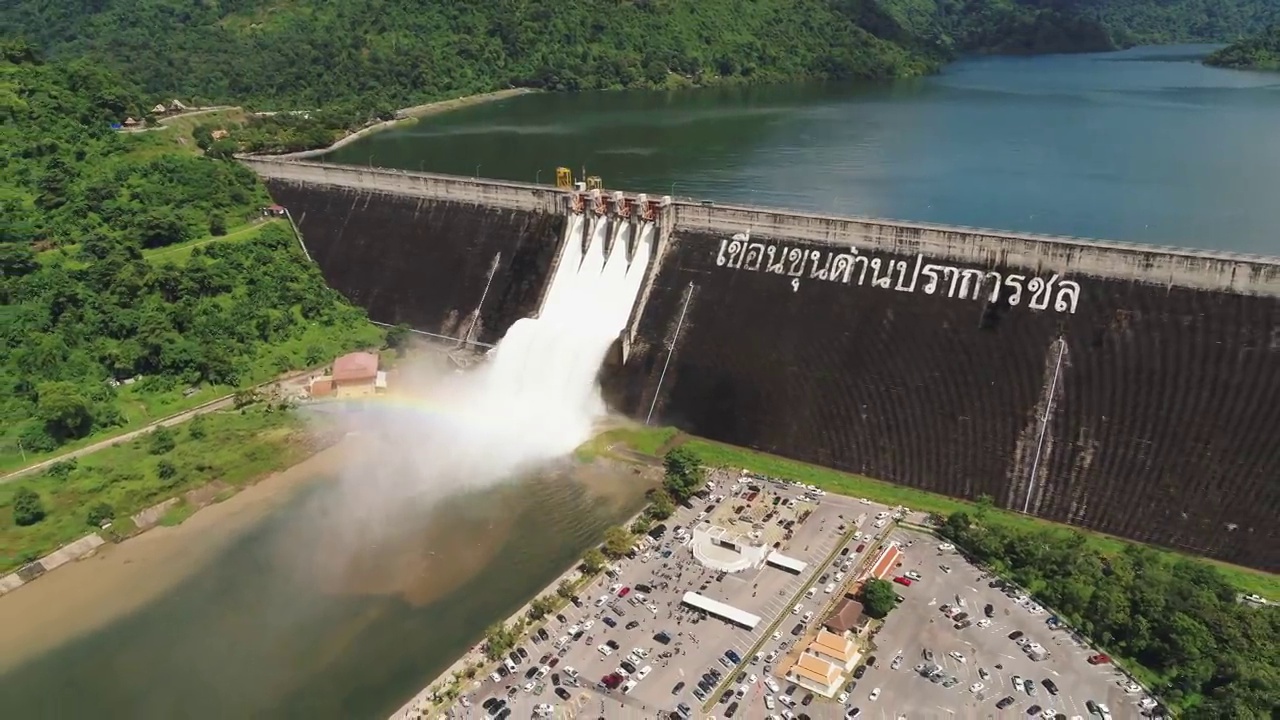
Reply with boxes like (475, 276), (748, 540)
(670, 181), (677, 198)
(475, 164), (481, 179)
(367, 154), (373, 167)
(536, 169), (542, 185)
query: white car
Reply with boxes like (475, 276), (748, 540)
(646, 602), (659, 613)
(765, 650), (780, 663)
(489, 671), (501, 682)
(868, 687), (881, 701)
(597, 644), (613, 656)
(765, 694), (776, 710)
(890, 656), (903, 670)
(567, 624), (580, 635)
(1122, 682), (1142, 694)
(1011, 675), (1024, 690)
(554, 635), (569, 648)
(533, 704), (553, 717)
(764, 677), (780, 693)
(837, 692), (849, 703)
(806, 587), (817, 599)
(622, 679), (637, 694)
(748, 674), (758, 685)
(634, 647), (651, 658)
(595, 595), (608, 607)
(824, 583), (836, 594)
(905, 570), (922, 581)
(792, 604), (803, 614)
(803, 611), (814, 623)
(636, 665), (651, 680)
(772, 630), (782, 641)
(778, 694), (796, 707)
(609, 583), (622, 593)
(949, 651), (967, 663)
(873, 519), (888, 529)
(1040, 709), (1056, 719)
(976, 619), (992, 628)
(969, 682), (984, 693)
(938, 543), (955, 551)
(581, 619), (595, 631)
(522, 681), (535, 692)
(834, 572), (845, 582)
(626, 653), (642, 666)
(563, 666), (579, 678)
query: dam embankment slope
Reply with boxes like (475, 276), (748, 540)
(242, 159), (1280, 572)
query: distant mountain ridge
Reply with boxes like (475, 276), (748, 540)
(1204, 24), (1280, 70)
(2, 0), (1276, 114)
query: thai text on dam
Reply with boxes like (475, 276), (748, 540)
(716, 236), (1082, 313)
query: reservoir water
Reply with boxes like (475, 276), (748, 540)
(331, 45), (1280, 255)
(3, 44), (1278, 720)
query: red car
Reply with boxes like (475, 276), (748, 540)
(855, 543), (866, 553)
(618, 587), (631, 598)
(1087, 654), (1111, 665)
(893, 576), (913, 587)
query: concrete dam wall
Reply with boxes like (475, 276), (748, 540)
(247, 160), (567, 346)
(604, 205), (1280, 572)
(244, 159), (1280, 572)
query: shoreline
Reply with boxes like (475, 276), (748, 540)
(268, 88), (538, 161)
(391, 488), (652, 720)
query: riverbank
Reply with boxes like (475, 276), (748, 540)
(267, 88), (538, 161)
(390, 457), (660, 719)
(0, 438), (349, 673)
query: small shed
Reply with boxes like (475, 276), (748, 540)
(168, 99), (188, 111)
(152, 103), (168, 114)
(123, 117), (139, 127)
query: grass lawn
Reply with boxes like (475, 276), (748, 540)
(598, 426), (1279, 598)
(143, 218), (283, 263)
(0, 407), (311, 573)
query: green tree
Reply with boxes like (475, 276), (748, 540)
(602, 526), (634, 559)
(861, 578), (898, 619)
(483, 623), (516, 660)
(556, 579), (576, 599)
(581, 548), (607, 573)
(12, 488), (47, 527)
(187, 416), (207, 440)
(631, 516), (653, 534)
(647, 488), (676, 520)
(209, 212), (228, 236)
(662, 447), (705, 501)
(385, 323), (412, 355)
(86, 502), (115, 527)
(36, 381), (94, 440)
(149, 426), (176, 454)
(156, 458), (178, 481)
(527, 595), (557, 620)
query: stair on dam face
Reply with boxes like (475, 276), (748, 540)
(605, 228), (1280, 573)
(262, 181), (565, 346)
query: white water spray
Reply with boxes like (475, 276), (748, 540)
(391, 214), (656, 485)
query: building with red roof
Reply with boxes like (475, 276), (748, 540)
(309, 351), (385, 399)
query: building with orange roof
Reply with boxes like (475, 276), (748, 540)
(806, 629), (862, 671)
(862, 542), (903, 582)
(787, 651), (843, 697)
(309, 351), (386, 399)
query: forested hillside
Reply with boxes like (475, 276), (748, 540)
(1205, 24), (1280, 70)
(5, 0), (1270, 120)
(0, 44), (380, 466)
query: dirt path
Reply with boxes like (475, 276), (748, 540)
(1, 367), (318, 484)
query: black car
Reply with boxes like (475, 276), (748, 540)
(852, 665), (867, 679)
(627, 620), (640, 630)
(603, 616), (617, 628)
(702, 673), (716, 686)
(801, 692), (815, 706)
(785, 684), (797, 695)
(654, 631), (672, 644)
(1027, 706), (1042, 716)
(819, 574), (830, 583)
(676, 702), (691, 717)
(984, 604), (995, 617)
(1009, 630), (1024, 641)
(606, 639), (620, 650)
(482, 697), (499, 710)
(697, 680), (710, 693)
(496, 665), (509, 677)
(865, 655), (877, 667)
(725, 701), (739, 718)
(720, 690), (734, 703)
(736, 671), (747, 683)
(494, 708), (511, 720)
(635, 583), (653, 593)
(1086, 700), (1100, 714)
(524, 667), (538, 679)
(509, 650), (523, 664)
(791, 623), (804, 636)
(1043, 678), (1059, 695)
(555, 687), (571, 700)
(996, 696), (1016, 709)
(672, 681), (685, 695)
(556, 614), (568, 623)
(840, 547), (850, 555)
(621, 660), (637, 674)
(537, 628), (549, 641)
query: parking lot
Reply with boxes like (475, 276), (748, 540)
(444, 472), (902, 720)
(849, 528), (1148, 720)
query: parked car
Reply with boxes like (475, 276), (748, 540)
(893, 576), (912, 587)
(1043, 678), (1059, 695)
(997, 696), (1016, 709)
(1087, 653), (1111, 665)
